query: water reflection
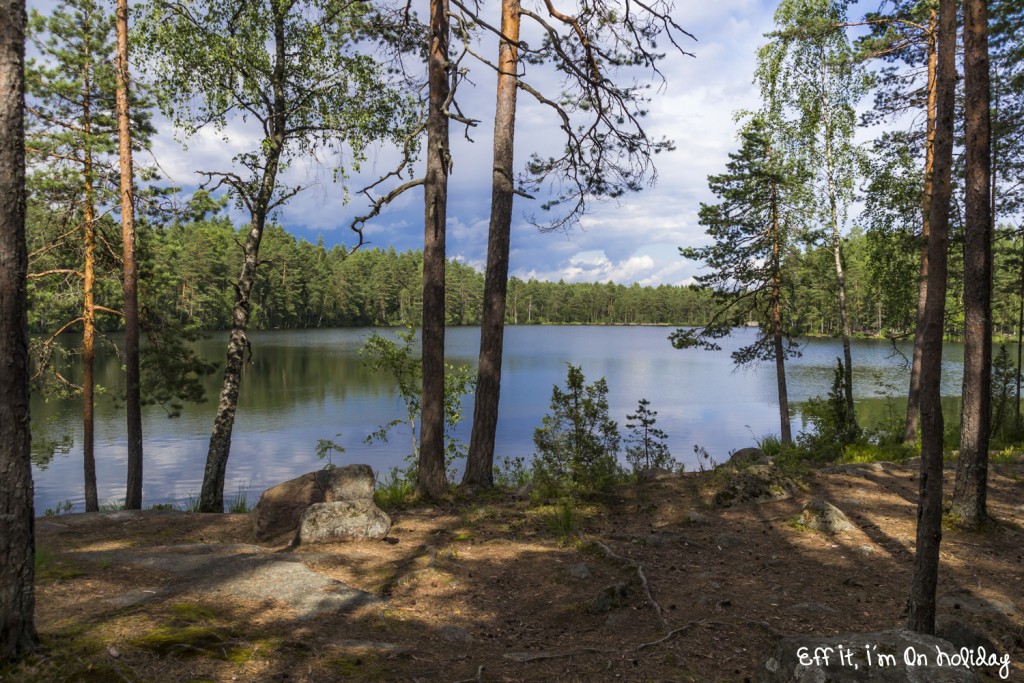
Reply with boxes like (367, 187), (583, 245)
(30, 326), (967, 512)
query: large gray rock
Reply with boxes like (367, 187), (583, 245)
(713, 463), (797, 508)
(728, 447), (769, 467)
(759, 629), (985, 682)
(800, 498), (856, 534)
(295, 500), (391, 544)
(254, 465), (376, 540)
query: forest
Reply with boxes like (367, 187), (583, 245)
(3, 0), (1024, 678)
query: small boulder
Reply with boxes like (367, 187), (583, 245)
(935, 615), (998, 653)
(800, 499), (856, 534)
(637, 467), (676, 483)
(295, 500), (391, 544)
(759, 629), (980, 682)
(254, 465), (376, 540)
(564, 563), (593, 580)
(728, 447), (768, 467)
(589, 583), (630, 614)
(713, 464), (797, 508)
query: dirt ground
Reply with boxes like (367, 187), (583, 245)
(6, 458), (1024, 683)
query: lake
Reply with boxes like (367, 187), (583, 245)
(29, 325), (970, 512)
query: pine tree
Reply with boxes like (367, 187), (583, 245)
(625, 398), (675, 473)
(25, 0), (152, 511)
(672, 116), (806, 444)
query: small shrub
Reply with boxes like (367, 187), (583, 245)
(693, 444), (717, 472)
(149, 502), (175, 510)
(179, 492), (202, 512)
(227, 484), (251, 513)
(532, 364), (622, 498)
(315, 434), (345, 469)
(44, 500), (74, 516)
(495, 455), (531, 490)
(362, 326), (476, 483)
(542, 500), (577, 542)
(755, 433), (783, 458)
(374, 467), (414, 510)
(625, 398), (677, 474)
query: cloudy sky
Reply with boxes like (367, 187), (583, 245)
(136, 0), (847, 286)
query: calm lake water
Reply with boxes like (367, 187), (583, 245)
(29, 326), (969, 512)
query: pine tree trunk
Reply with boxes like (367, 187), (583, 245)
(771, 185), (791, 445)
(464, 0), (521, 489)
(82, 60), (99, 512)
(115, 0), (143, 510)
(907, 0), (955, 636)
(952, 0), (992, 527)
(418, 0), (451, 499)
(0, 0), (39, 657)
(904, 13), (938, 446)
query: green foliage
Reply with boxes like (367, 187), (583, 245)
(315, 434), (346, 469)
(692, 444), (718, 472)
(671, 116), (805, 365)
(755, 433), (784, 458)
(179, 492), (202, 513)
(541, 500), (578, 543)
(990, 344), (1021, 443)
(361, 326), (476, 481)
(494, 455), (531, 490)
(43, 500), (74, 516)
(798, 358), (858, 454)
(227, 484), (252, 514)
(373, 468), (414, 510)
(624, 398), (677, 473)
(532, 364), (622, 497)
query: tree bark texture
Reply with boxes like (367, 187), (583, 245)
(464, 0), (521, 488)
(200, 6), (287, 513)
(952, 0), (992, 527)
(115, 0), (143, 510)
(417, 0), (451, 499)
(82, 53), (98, 512)
(771, 186), (792, 445)
(907, 0), (955, 636)
(904, 13), (938, 446)
(831, 231), (855, 430)
(0, 0), (39, 657)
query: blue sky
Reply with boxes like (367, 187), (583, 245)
(127, 0), (798, 286)
(134, 0), (811, 285)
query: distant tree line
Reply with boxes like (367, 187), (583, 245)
(26, 200), (1024, 342)
(25, 201), (723, 332)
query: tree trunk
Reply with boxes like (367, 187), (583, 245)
(904, 13), (939, 446)
(0, 0), (39, 657)
(417, 0), (451, 499)
(199, 6), (287, 513)
(82, 54), (98, 512)
(831, 231), (855, 431)
(464, 0), (521, 489)
(952, 0), (992, 527)
(907, 0), (955, 636)
(115, 0), (143, 510)
(771, 184), (791, 445)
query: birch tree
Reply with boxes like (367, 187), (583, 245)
(140, 0), (417, 511)
(757, 0), (868, 436)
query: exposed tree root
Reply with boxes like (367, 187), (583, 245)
(581, 537), (669, 634)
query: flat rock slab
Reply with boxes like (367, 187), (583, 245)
(76, 544), (379, 619)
